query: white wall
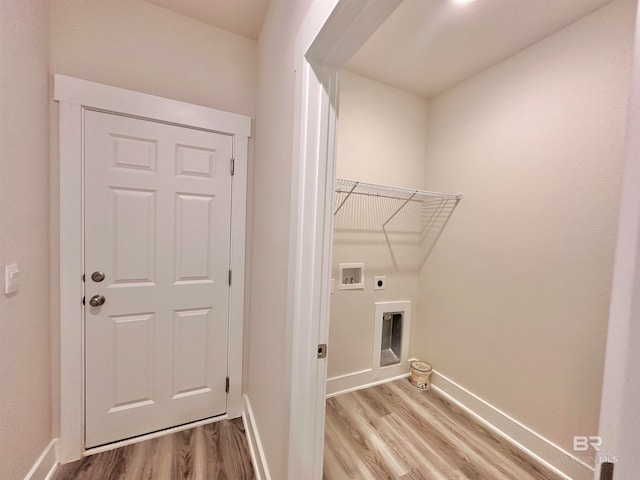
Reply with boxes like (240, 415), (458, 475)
(48, 0), (258, 438)
(416, 0), (635, 456)
(335, 71), (428, 189)
(329, 71), (429, 379)
(49, 0), (256, 116)
(0, 1), (52, 479)
(246, 1), (312, 478)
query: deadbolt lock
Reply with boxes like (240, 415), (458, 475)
(91, 271), (105, 282)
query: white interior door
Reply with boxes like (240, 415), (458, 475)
(84, 110), (233, 448)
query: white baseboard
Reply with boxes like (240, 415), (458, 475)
(326, 363), (410, 398)
(431, 370), (594, 480)
(24, 439), (58, 480)
(242, 395), (270, 480)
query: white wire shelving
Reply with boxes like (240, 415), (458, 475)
(334, 178), (462, 234)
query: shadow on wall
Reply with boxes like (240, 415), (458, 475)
(333, 179), (462, 270)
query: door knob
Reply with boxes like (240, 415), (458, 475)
(89, 294), (106, 307)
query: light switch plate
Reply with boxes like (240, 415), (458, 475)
(4, 263), (19, 295)
(374, 275), (386, 290)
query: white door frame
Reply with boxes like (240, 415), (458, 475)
(54, 74), (250, 462)
(287, 2), (401, 477)
(289, 2), (640, 480)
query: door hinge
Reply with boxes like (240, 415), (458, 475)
(230, 158), (235, 176)
(317, 344), (327, 359)
(82, 296), (85, 306)
(225, 377), (230, 394)
(228, 270), (232, 285)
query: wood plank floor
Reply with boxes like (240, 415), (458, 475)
(323, 379), (564, 480)
(53, 418), (255, 480)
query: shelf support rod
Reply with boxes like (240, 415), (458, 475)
(383, 192), (416, 228)
(334, 181), (358, 216)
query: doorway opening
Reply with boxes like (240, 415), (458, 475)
(55, 74), (250, 461)
(292, 4), (632, 475)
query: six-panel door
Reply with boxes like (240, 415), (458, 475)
(84, 110), (232, 448)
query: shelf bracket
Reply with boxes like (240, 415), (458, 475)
(334, 181), (358, 216)
(382, 192), (416, 228)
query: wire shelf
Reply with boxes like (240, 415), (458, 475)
(334, 178), (462, 234)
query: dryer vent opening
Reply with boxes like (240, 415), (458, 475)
(380, 312), (403, 367)
(374, 301), (411, 374)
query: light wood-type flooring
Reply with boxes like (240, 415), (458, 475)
(323, 379), (564, 480)
(52, 418), (255, 480)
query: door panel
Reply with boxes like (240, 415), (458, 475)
(108, 312), (155, 412)
(175, 193), (215, 282)
(84, 110), (232, 448)
(112, 188), (156, 283)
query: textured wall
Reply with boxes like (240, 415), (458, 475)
(50, 0), (256, 115)
(329, 70), (429, 379)
(416, 0), (635, 455)
(0, 1), (52, 479)
(246, 1), (313, 478)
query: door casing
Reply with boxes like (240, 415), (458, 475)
(286, 2), (402, 477)
(54, 74), (250, 462)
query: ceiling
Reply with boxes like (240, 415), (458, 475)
(346, 0), (613, 99)
(146, 0), (270, 40)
